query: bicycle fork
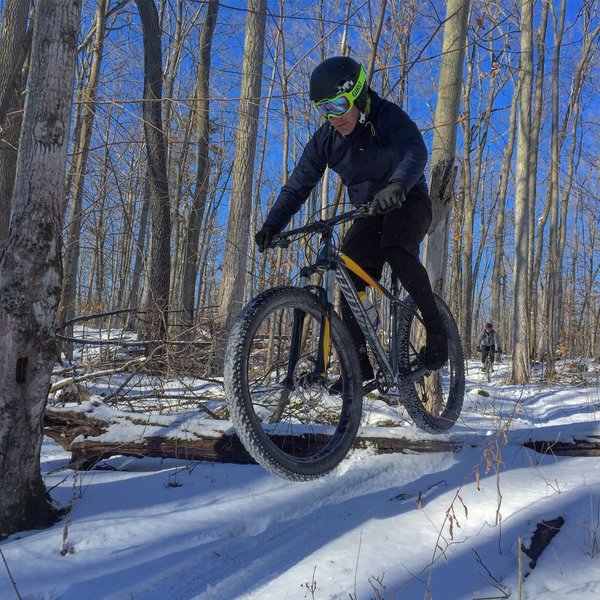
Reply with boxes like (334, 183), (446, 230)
(282, 286), (332, 388)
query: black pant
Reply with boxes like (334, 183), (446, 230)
(481, 346), (496, 365)
(339, 189), (437, 354)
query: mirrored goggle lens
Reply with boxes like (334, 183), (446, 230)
(314, 95), (351, 118)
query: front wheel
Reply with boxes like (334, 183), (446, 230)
(224, 286), (363, 481)
(396, 295), (465, 433)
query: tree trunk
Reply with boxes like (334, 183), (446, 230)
(510, 0), (534, 384)
(527, 0), (549, 357)
(214, 0), (266, 371)
(0, 0), (81, 539)
(248, 20), (281, 300)
(0, 0), (31, 243)
(136, 0), (171, 345)
(59, 0), (109, 358)
(423, 0), (470, 295)
(544, 0), (567, 379)
(491, 77), (519, 329)
(180, 0), (219, 336)
(126, 166), (151, 330)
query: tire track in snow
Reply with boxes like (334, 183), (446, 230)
(107, 451), (455, 599)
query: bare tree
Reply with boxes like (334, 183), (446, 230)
(527, 0), (549, 356)
(0, 0), (31, 242)
(0, 0), (81, 539)
(136, 0), (171, 344)
(491, 75), (519, 330)
(510, 0), (534, 384)
(180, 0), (219, 336)
(543, 0), (567, 378)
(214, 0), (267, 368)
(126, 167), (151, 328)
(423, 0), (470, 295)
(59, 0), (109, 358)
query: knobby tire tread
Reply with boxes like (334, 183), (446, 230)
(397, 295), (465, 433)
(224, 286), (362, 481)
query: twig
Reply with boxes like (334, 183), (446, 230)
(60, 306), (137, 327)
(50, 356), (150, 394)
(56, 334), (210, 347)
(0, 547), (22, 600)
(472, 548), (510, 599)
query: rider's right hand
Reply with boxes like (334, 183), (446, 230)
(369, 182), (406, 215)
(255, 225), (277, 253)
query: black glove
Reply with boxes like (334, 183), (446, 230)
(255, 225), (277, 253)
(369, 182), (406, 215)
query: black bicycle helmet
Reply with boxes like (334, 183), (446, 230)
(309, 56), (368, 108)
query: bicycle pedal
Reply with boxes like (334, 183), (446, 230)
(379, 392), (403, 406)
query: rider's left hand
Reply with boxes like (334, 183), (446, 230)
(369, 182), (406, 215)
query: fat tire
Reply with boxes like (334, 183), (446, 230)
(224, 286), (363, 481)
(397, 295), (465, 433)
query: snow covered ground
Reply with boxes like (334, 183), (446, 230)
(1, 360), (600, 599)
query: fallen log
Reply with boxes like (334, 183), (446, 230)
(523, 437), (600, 457)
(44, 401), (600, 470)
(43, 401), (460, 469)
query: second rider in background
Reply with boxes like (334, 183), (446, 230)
(255, 56), (448, 389)
(477, 323), (502, 370)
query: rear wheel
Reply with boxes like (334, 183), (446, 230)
(396, 295), (465, 433)
(224, 286), (363, 481)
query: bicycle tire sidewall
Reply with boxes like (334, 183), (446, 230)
(397, 294), (465, 433)
(224, 286), (363, 481)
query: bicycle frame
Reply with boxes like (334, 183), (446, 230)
(227, 207), (464, 480)
(281, 212), (429, 391)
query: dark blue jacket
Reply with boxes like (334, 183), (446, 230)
(264, 90), (429, 231)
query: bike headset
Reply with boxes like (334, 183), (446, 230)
(310, 56), (368, 121)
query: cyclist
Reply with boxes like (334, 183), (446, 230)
(476, 323), (502, 370)
(254, 56), (448, 387)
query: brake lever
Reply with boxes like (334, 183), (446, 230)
(270, 235), (290, 249)
(355, 203), (373, 218)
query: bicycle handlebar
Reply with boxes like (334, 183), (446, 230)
(269, 204), (370, 249)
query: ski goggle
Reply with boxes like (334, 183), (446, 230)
(312, 65), (366, 120)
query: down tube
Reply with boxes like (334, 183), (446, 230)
(337, 254), (395, 379)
